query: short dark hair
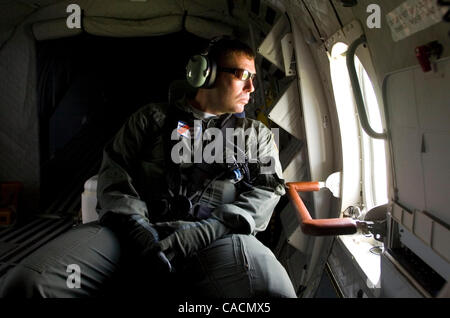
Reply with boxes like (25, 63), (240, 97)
(208, 37), (255, 66)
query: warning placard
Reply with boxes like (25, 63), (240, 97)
(386, 0), (447, 42)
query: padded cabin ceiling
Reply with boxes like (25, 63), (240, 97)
(0, 0), (239, 26)
(2, 0), (449, 40)
(0, 0), (252, 42)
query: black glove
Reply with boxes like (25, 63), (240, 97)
(101, 213), (173, 273)
(154, 218), (230, 258)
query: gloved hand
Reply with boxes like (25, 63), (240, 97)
(128, 215), (174, 273)
(154, 218), (230, 258)
(101, 213), (173, 273)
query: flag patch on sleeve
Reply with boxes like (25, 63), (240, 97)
(177, 121), (190, 138)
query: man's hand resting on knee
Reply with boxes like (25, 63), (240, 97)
(154, 218), (230, 258)
(101, 213), (174, 273)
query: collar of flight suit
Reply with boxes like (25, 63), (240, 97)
(173, 96), (235, 129)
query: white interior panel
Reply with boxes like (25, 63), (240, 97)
(384, 57), (450, 226)
(414, 57), (450, 132)
(386, 70), (418, 128)
(390, 126), (426, 211)
(422, 132), (450, 225)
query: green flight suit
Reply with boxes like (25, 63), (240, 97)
(97, 96), (286, 235)
(0, 97), (296, 298)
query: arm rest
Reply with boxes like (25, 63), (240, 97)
(286, 182), (358, 236)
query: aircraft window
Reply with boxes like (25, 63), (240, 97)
(329, 42), (388, 290)
(356, 60), (388, 210)
(330, 42), (361, 211)
(329, 42), (387, 214)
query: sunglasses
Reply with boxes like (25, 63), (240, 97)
(218, 67), (256, 82)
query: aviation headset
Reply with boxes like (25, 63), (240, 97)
(185, 36), (231, 89)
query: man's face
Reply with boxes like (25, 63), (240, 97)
(210, 52), (256, 114)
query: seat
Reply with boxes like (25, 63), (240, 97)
(81, 175), (99, 223)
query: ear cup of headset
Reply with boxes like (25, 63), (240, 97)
(186, 54), (217, 88)
(186, 36), (227, 89)
(186, 54), (208, 88)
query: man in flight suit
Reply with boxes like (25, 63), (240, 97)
(0, 37), (296, 298)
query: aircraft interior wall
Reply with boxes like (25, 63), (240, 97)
(281, 0), (449, 298)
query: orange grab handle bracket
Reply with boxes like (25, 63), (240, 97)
(286, 182), (357, 236)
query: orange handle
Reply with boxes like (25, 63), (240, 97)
(286, 182), (357, 236)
